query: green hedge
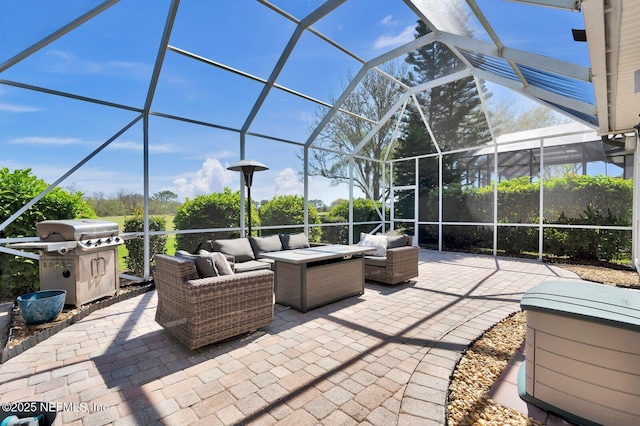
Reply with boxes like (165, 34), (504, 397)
(416, 174), (632, 261)
(173, 188), (260, 253)
(259, 195), (322, 241)
(0, 168), (96, 297)
(321, 198), (385, 244)
(123, 212), (167, 276)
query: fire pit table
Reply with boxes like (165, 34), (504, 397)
(260, 244), (375, 312)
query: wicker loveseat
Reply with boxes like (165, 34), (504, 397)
(153, 254), (274, 350)
(359, 234), (420, 285)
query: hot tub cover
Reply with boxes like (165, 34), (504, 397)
(521, 279), (640, 332)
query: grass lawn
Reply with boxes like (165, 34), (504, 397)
(100, 215), (175, 273)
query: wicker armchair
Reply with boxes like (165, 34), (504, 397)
(364, 245), (420, 285)
(153, 254), (274, 350)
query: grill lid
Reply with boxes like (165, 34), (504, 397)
(36, 219), (119, 241)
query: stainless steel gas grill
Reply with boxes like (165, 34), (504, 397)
(11, 219), (123, 307)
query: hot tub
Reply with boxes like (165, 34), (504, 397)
(519, 279), (640, 426)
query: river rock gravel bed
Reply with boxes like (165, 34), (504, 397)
(446, 311), (542, 426)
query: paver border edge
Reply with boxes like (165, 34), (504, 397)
(440, 305), (521, 425)
(1, 282), (155, 364)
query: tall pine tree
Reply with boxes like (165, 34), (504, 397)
(393, 20), (491, 221)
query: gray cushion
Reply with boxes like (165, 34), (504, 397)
(175, 250), (197, 261)
(386, 235), (409, 249)
(212, 238), (255, 262)
(249, 235), (283, 257)
(280, 232), (310, 250)
(195, 251), (219, 278)
(233, 260), (272, 273)
(256, 258), (275, 267)
(364, 256), (387, 267)
(175, 250), (218, 278)
(199, 250), (234, 275)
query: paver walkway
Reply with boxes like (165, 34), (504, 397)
(0, 250), (578, 425)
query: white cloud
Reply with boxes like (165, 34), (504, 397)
(381, 14), (398, 26)
(7, 137), (178, 154)
(9, 136), (81, 145)
(172, 157), (235, 199)
(18, 159), (366, 205)
(109, 141), (179, 154)
(373, 25), (415, 49)
(45, 49), (150, 78)
(250, 169), (365, 206)
(0, 102), (42, 113)
(109, 141), (140, 151)
(273, 168), (303, 196)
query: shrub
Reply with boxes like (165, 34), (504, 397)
(419, 174), (632, 262)
(259, 195), (321, 241)
(544, 174), (632, 224)
(173, 188), (260, 253)
(0, 168), (96, 297)
(544, 207), (630, 261)
(442, 225), (493, 252)
(324, 198), (385, 243)
(123, 211), (167, 276)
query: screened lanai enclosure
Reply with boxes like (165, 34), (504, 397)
(1, 0), (639, 283)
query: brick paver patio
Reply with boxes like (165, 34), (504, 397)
(0, 250), (578, 425)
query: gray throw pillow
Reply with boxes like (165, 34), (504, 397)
(198, 250), (235, 276)
(195, 251), (219, 278)
(280, 232), (310, 250)
(212, 238), (255, 262)
(213, 252), (235, 275)
(175, 250), (218, 278)
(386, 235), (409, 249)
(249, 235), (283, 257)
(175, 250), (197, 261)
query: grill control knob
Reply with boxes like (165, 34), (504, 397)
(63, 270), (71, 278)
(85, 240), (92, 246)
(96, 239), (102, 245)
(106, 237), (112, 244)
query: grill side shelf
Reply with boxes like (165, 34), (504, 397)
(7, 241), (78, 255)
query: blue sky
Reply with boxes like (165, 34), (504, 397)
(0, 0), (589, 205)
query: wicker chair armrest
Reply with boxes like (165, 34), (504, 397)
(385, 245), (420, 262)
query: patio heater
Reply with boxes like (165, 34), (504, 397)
(227, 159), (268, 236)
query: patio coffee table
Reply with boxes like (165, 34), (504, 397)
(260, 244), (375, 312)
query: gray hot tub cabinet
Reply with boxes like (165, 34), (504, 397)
(519, 279), (640, 426)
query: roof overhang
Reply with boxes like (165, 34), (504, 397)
(584, 0), (640, 134)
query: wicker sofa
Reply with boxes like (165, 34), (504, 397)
(360, 234), (420, 285)
(153, 254), (274, 350)
(209, 232), (419, 285)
